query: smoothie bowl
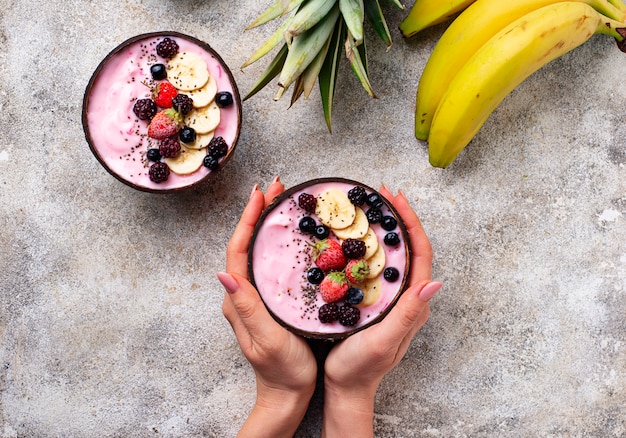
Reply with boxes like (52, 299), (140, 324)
(82, 32), (242, 193)
(248, 178), (412, 341)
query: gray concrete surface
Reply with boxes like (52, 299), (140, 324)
(1, 0), (625, 436)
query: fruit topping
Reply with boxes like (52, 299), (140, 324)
(148, 161), (170, 183)
(366, 245), (386, 279)
(381, 216), (398, 231)
(298, 192), (317, 213)
(313, 239), (347, 272)
(342, 238), (367, 259)
(318, 303), (339, 323)
(179, 126), (197, 144)
(383, 232), (400, 247)
(347, 186), (367, 206)
(320, 271), (349, 303)
(203, 155), (219, 171)
(332, 207), (368, 240)
(313, 225), (330, 240)
(299, 216), (317, 234)
(346, 287), (365, 305)
(172, 94), (194, 115)
(146, 148), (162, 162)
(208, 136), (229, 159)
(366, 208), (383, 224)
(383, 267), (400, 282)
(307, 267), (325, 285)
(315, 189), (356, 230)
(159, 135), (181, 158)
(184, 101), (221, 134)
(338, 304), (360, 326)
(152, 81), (178, 108)
(345, 259), (369, 284)
(133, 98), (157, 120)
(147, 109), (183, 140)
(156, 37), (179, 59)
(215, 91), (234, 108)
(150, 63), (167, 80)
(164, 145), (206, 175)
(168, 51), (210, 91)
(366, 192), (384, 209)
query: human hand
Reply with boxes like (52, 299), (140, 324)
(321, 185), (441, 438)
(219, 178), (317, 438)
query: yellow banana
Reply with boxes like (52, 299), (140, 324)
(414, 0), (626, 141)
(399, 0), (476, 37)
(427, 2), (626, 168)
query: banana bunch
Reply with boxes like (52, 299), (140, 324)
(402, 0), (626, 168)
(241, 0), (404, 132)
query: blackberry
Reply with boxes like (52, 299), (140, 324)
(307, 267), (325, 285)
(318, 303), (339, 324)
(342, 238), (366, 259)
(215, 91), (234, 108)
(314, 225), (330, 240)
(146, 148), (162, 162)
(338, 304), (360, 326)
(366, 192), (384, 208)
(172, 94), (194, 115)
(208, 136), (229, 158)
(299, 216), (316, 234)
(150, 63), (167, 80)
(298, 192), (317, 213)
(203, 155), (219, 171)
(159, 136), (181, 158)
(133, 98), (157, 120)
(148, 162), (170, 183)
(381, 215), (398, 231)
(156, 37), (179, 58)
(366, 208), (382, 224)
(179, 126), (197, 144)
(346, 287), (364, 305)
(347, 186), (367, 206)
(383, 267), (400, 282)
(384, 232), (400, 246)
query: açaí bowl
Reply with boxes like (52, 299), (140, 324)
(248, 178), (412, 341)
(82, 31), (242, 193)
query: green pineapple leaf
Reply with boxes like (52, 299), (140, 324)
(364, 0), (392, 49)
(319, 19), (345, 132)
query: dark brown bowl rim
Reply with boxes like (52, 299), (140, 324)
(247, 177), (413, 341)
(81, 31), (242, 194)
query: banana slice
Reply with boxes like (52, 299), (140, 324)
(315, 189), (356, 230)
(365, 244), (386, 279)
(360, 227), (379, 260)
(332, 207), (368, 240)
(184, 101), (221, 134)
(187, 75), (217, 108)
(181, 131), (214, 150)
(361, 277), (382, 306)
(167, 52), (210, 91)
(164, 144), (206, 175)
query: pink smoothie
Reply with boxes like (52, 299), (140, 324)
(249, 179), (411, 339)
(83, 32), (241, 192)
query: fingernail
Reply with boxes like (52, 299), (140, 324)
(271, 175), (281, 184)
(381, 183), (391, 193)
(418, 281), (442, 302)
(398, 189), (408, 202)
(249, 184), (259, 200)
(217, 272), (239, 294)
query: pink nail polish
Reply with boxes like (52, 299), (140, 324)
(271, 175), (281, 184)
(217, 272), (239, 294)
(418, 281), (442, 302)
(249, 184), (259, 200)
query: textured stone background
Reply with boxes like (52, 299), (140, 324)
(1, 0), (625, 436)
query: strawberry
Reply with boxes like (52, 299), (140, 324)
(313, 239), (347, 271)
(345, 259), (369, 284)
(319, 271), (349, 303)
(147, 108), (182, 140)
(152, 81), (178, 108)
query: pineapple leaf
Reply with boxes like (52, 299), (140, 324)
(381, 0), (405, 10)
(245, 0), (305, 30)
(339, 0), (364, 44)
(242, 15), (294, 68)
(319, 20), (345, 132)
(302, 33), (333, 98)
(364, 0), (392, 49)
(290, 76), (305, 106)
(285, 0), (337, 42)
(243, 44), (289, 100)
(345, 29), (376, 98)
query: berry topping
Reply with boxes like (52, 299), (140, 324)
(381, 215), (398, 231)
(146, 148), (162, 162)
(307, 267), (325, 285)
(313, 239), (347, 272)
(342, 238), (366, 259)
(150, 63), (167, 80)
(179, 126), (197, 144)
(366, 207), (383, 224)
(203, 155), (219, 171)
(346, 287), (364, 305)
(298, 192), (317, 213)
(366, 192), (384, 208)
(152, 81), (178, 108)
(319, 271), (349, 303)
(383, 267), (400, 282)
(156, 37), (179, 59)
(148, 161), (170, 183)
(314, 225), (330, 240)
(133, 98), (157, 120)
(345, 259), (369, 284)
(215, 91), (234, 108)
(299, 216), (317, 234)
(172, 94), (194, 115)
(159, 135), (181, 158)
(147, 109), (183, 140)
(338, 304), (360, 326)
(347, 186), (367, 206)
(383, 232), (400, 246)
(318, 303), (339, 323)
(208, 136), (229, 158)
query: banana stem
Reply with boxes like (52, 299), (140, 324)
(596, 14), (626, 51)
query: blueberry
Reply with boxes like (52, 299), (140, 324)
(203, 155), (219, 170)
(150, 63), (167, 80)
(366, 208), (382, 224)
(346, 287), (364, 305)
(314, 225), (330, 239)
(179, 126), (197, 144)
(381, 216), (397, 231)
(384, 232), (400, 246)
(146, 148), (162, 162)
(299, 216), (316, 234)
(215, 91), (234, 108)
(366, 193), (384, 208)
(383, 267), (400, 282)
(307, 267), (325, 285)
